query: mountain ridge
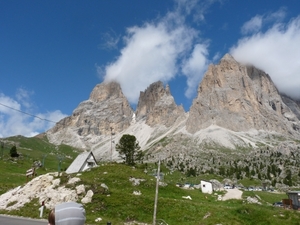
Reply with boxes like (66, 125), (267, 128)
(46, 54), (300, 161)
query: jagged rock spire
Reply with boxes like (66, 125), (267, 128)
(47, 81), (134, 148)
(136, 81), (186, 127)
(186, 54), (300, 137)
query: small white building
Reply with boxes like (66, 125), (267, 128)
(200, 180), (213, 194)
(66, 151), (97, 174)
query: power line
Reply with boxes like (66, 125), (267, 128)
(0, 102), (57, 123)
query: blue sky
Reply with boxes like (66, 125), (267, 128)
(1, 0), (300, 138)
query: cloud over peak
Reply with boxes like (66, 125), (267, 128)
(231, 14), (300, 100)
(100, 3), (212, 105)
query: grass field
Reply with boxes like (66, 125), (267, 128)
(78, 164), (296, 225)
(0, 135), (79, 194)
(0, 136), (299, 225)
(0, 162), (296, 225)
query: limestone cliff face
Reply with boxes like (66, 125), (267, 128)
(47, 81), (133, 142)
(186, 54), (300, 137)
(281, 95), (300, 120)
(45, 54), (299, 154)
(281, 95), (300, 121)
(136, 81), (186, 127)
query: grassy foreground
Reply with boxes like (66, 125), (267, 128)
(0, 135), (299, 224)
(1, 163), (298, 225)
(0, 135), (79, 195)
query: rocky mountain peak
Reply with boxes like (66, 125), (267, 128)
(220, 53), (237, 63)
(165, 84), (171, 95)
(136, 81), (186, 127)
(135, 81), (167, 118)
(45, 53), (300, 161)
(47, 81), (133, 148)
(89, 81), (124, 103)
(186, 54), (300, 137)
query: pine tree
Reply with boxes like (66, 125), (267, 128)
(116, 134), (142, 165)
(10, 145), (19, 157)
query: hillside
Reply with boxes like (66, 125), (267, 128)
(0, 135), (80, 194)
(0, 163), (298, 225)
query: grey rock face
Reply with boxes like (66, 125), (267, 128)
(281, 95), (300, 121)
(186, 54), (300, 138)
(46, 54), (299, 159)
(47, 81), (134, 146)
(136, 81), (186, 127)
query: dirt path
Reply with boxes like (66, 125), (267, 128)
(222, 188), (243, 201)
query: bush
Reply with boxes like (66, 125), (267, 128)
(10, 146), (19, 158)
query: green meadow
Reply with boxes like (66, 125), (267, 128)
(0, 136), (299, 225)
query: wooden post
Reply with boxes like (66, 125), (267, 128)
(153, 159), (160, 225)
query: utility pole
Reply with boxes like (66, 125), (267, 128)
(110, 127), (115, 162)
(0, 141), (4, 159)
(57, 155), (64, 172)
(153, 159), (160, 225)
(42, 154), (48, 168)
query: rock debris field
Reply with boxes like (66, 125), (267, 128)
(0, 172), (93, 211)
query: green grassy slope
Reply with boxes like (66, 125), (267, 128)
(1, 163), (295, 225)
(79, 164), (296, 225)
(0, 135), (80, 194)
(0, 136), (299, 225)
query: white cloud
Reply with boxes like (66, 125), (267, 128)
(0, 93), (67, 138)
(181, 44), (210, 98)
(96, 0), (226, 105)
(241, 9), (286, 35)
(99, 29), (120, 50)
(265, 8), (286, 23)
(212, 52), (221, 62)
(102, 14), (199, 104)
(230, 15), (300, 100)
(15, 88), (34, 109)
(175, 0), (199, 16)
(175, 0), (223, 23)
(241, 15), (263, 35)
